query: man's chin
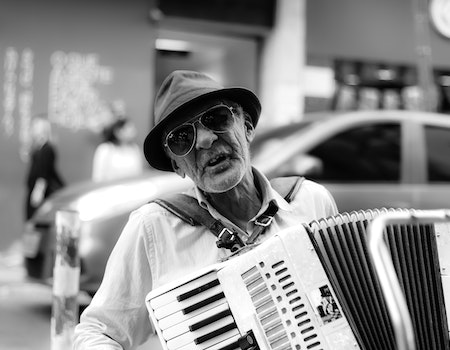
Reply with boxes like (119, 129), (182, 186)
(201, 166), (243, 194)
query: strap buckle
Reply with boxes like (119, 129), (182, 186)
(216, 228), (243, 252)
(255, 215), (274, 227)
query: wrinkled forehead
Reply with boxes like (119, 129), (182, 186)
(161, 97), (236, 138)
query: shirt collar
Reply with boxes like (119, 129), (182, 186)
(253, 167), (292, 213)
(189, 167), (292, 215)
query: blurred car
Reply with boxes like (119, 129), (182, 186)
(253, 109), (450, 211)
(22, 110), (450, 294)
(23, 171), (193, 295)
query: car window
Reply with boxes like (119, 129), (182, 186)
(425, 125), (450, 182)
(307, 123), (401, 182)
(251, 120), (315, 154)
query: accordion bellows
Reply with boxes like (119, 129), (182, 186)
(308, 208), (449, 350)
(146, 209), (450, 350)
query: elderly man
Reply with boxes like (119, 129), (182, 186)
(74, 70), (338, 349)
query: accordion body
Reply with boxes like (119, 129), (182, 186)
(146, 209), (450, 350)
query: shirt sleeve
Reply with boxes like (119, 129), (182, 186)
(73, 209), (155, 350)
(312, 180), (339, 217)
(291, 179), (339, 219)
(324, 186), (339, 216)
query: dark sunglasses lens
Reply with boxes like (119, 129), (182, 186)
(201, 107), (233, 131)
(167, 125), (195, 155)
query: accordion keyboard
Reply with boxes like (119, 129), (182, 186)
(147, 227), (359, 350)
(148, 269), (241, 350)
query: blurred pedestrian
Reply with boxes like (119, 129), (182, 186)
(92, 117), (144, 182)
(25, 114), (65, 220)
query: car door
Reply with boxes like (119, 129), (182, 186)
(413, 121), (450, 209)
(302, 120), (416, 213)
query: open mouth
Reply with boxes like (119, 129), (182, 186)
(206, 153), (230, 167)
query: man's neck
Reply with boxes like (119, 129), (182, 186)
(205, 171), (262, 230)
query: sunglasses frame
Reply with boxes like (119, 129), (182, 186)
(164, 104), (236, 157)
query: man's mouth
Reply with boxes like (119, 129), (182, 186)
(206, 153), (229, 167)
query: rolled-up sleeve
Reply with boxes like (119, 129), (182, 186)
(73, 209), (155, 350)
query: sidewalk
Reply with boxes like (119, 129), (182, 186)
(0, 241), (162, 350)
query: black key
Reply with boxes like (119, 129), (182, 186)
(182, 292), (225, 315)
(177, 279), (220, 302)
(189, 309), (232, 331)
(194, 322), (237, 344)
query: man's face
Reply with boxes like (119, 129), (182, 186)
(165, 99), (254, 193)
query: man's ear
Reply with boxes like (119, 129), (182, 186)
(171, 159), (185, 178)
(244, 119), (255, 143)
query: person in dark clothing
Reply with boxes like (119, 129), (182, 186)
(25, 115), (65, 220)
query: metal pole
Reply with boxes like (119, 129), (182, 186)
(51, 209), (81, 350)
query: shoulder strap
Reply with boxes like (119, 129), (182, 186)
(270, 176), (304, 203)
(153, 194), (206, 227)
(153, 194), (244, 251)
(152, 176), (304, 251)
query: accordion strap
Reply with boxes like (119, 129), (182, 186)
(153, 176), (304, 251)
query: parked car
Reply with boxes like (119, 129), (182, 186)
(22, 110), (450, 294)
(253, 110), (450, 211)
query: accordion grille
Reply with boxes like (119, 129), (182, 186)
(306, 208), (449, 350)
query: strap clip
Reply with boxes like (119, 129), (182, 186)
(255, 215), (274, 227)
(216, 228), (243, 252)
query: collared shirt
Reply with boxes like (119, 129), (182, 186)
(73, 168), (338, 350)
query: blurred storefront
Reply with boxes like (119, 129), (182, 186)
(329, 60), (450, 113)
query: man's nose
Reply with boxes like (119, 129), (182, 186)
(195, 123), (218, 150)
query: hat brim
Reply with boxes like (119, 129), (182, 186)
(144, 87), (261, 172)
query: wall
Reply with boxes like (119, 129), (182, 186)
(306, 0), (450, 67)
(154, 28), (259, 118)
(0, 0), (155, 248)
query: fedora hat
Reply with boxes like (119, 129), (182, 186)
(144, 70), (261, 171)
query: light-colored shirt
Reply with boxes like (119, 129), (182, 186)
(73, 168), (338, 349)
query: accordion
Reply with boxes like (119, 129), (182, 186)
(145, 208), (450, 350)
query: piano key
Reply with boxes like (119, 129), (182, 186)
(154, 285), (224, 319)
(150, 271), (218, 309)
(177, 279), (220, 301)
(183, 292), (225, 314)
(195, 322), (237, 344)
(166, 316), (235, 350)
(162, 302), (230, 340)
(158, 298), (227, 331)
(190, 309), (232, 331)
(203, 335), (240, 350)
(175, 329), (240, 350)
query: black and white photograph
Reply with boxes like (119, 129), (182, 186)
(1, 0), (450, 349)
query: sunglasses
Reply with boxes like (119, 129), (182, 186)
(164, 104), (236, 157)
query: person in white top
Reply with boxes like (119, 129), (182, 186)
(92, 117), (144, 182)
(74, 70), (338, 349)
